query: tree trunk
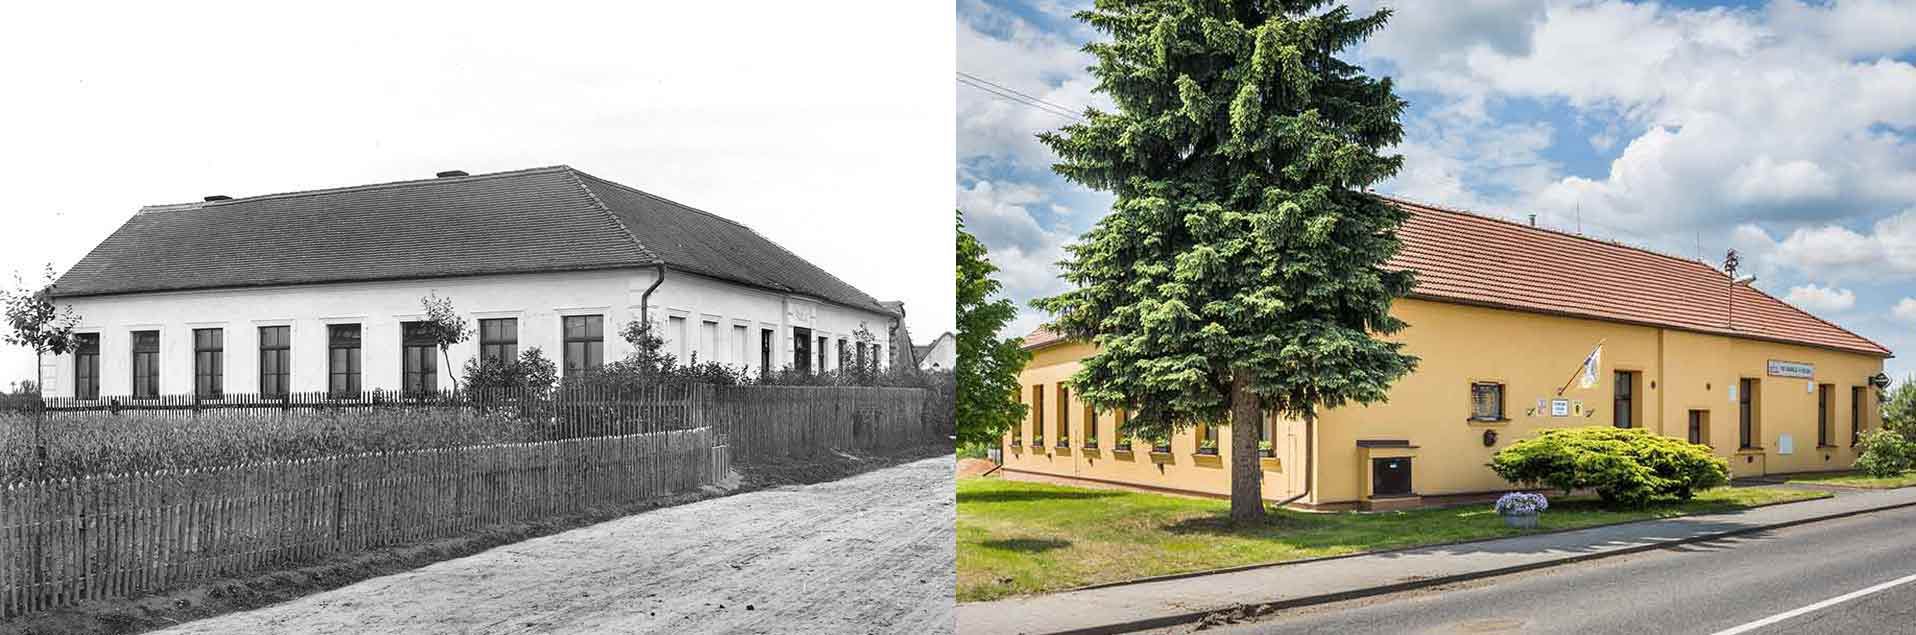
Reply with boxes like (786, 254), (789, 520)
(442, 347), (460, 393)
(1229, 369), (1265, 525)
(33, 350), (46, 478)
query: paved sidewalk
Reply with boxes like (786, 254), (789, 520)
(956, 485), (1916, 635)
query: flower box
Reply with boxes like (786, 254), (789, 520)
(1494, 492), (1548, 529)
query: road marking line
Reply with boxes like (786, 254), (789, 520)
(1711, 571), (1916, 635)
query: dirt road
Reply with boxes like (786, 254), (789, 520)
(157, 455), (956, 634)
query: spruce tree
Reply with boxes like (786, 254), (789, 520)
(1035, 0), (1417, 523)
(957, 213), (1033, 447)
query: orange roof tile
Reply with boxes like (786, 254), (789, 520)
(1024, 196), (1890, 358)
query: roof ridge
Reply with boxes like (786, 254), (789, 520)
(575, 170), (895, 316)
(1375, 192), (1731, 280)
(137, 165), (575, 214)
(563, 168), (661, 265)
(572, 170), (755, 231)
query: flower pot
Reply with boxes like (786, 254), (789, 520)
(1502, 512), (1539, 529)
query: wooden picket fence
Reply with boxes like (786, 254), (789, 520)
(0, 428), (724, 618)
(711, 385), (933, 462)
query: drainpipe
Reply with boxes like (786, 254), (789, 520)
(639, 263), (666, 327)
(1274, 412), (1314, 509)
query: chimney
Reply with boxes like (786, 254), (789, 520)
(203, 195), (232, 202)
(436, 170), (469, 178)
(1528, 214), (1536, 227)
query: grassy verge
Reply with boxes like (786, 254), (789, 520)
(957, 476), (1828, 602)
(1785, 471), (1916, 489)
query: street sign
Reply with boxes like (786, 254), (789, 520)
(1767, 360), (1814, 379)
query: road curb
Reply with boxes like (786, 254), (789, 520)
(1032, 496), (1916, 635)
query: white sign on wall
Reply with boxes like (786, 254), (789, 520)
(1767, 360), (1814, 379)
(1551, 399), (1570, 417)
(1778, 433), (1795, 455)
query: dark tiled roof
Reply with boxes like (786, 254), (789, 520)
(1024, 196), (1890, 358)
(54, 166), (896, 317)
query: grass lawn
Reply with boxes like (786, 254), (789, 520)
(957, 476), (1829, 602)
(1785, 471), (1916, 489)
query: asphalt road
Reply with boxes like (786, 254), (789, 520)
(1196, 502), (1916, 634)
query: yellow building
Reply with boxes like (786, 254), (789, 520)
(1002, 197), (1893, 510)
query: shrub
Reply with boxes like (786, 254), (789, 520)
(1855, 427), (1916, 477)
(1493, 492), (1548, 515)
(1489, 427), (1729, 507)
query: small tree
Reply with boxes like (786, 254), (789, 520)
(956, 212), (1032, 447)
(1035, 1), (1417, 523)
(2, 264), (80, 474)
(419, 293), (471, 391)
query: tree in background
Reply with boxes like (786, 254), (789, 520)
(1035, 1), (1417, 523)
(3, 265), (80, 475)
(956, 212), (1032, 448)
(419, 293), (473, 391)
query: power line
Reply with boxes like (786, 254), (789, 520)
(956, 71), (1086, 122)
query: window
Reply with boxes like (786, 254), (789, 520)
(258, 326), (290, 399)
(760, 328), (774, 374)
(130, 331), (160, 398)
(1056, 385), (1069, 446)
(193, 328), (223, 399)
(1084, 407), (1100, 448)
(793, 327), (814, 374)
(479, 318), (517, 362)
(855, 341), (867, 370)
(73, 333), (99, 400)
(1738, 378), (1758, 449)
(667, 316), (687, 359)
(562, 315), (605, 375)
(818, 335), (829, 372)
(402, 321), (438, 397)
(1853, 386), (1867, 447)
(734, 325), (750, 366)
(1259, 411), (1276, 457)
(328, 324), (362, 397)
(1115, 410), (1133, 451)
(700, 320), (718, 363)
(1818, 384), (1834, 446)
(1470, 382), (1504, 421)
(1688, 410), (1708, 445)
(1031, 384), (1045, 446)
(1196, 422), (1217, 455)
(1613, 371), (1635, 429)
(838, 338), (849, 369)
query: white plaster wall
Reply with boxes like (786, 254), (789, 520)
(45, 267), (895, 398)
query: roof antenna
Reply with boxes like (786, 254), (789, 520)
(1575, 200), (1582, 235)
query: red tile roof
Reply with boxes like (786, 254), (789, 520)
(53, 166), (897, 317)
(1025, 196), (1890, 358)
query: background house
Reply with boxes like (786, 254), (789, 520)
(916, 332), (955, 371)
(43, 166), (902, 398)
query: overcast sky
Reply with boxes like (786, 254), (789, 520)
(0, 1), (956, 387)
(959, 0), (1916, 380)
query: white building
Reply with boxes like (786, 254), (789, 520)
(43, 166), (902, 398)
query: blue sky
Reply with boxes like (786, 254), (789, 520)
(958, 0), (1916, 380)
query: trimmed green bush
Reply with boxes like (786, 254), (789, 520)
(1490, 427), (1730, 507)
(1855, 427), (1916, 477)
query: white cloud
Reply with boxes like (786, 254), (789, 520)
(0, 1), (957, 385)
(1736, 207), (1916, 280)
(955, 0), (1105, 171)
(1784, 283), (1857, 313)
(1357, 1), (1916, 240)
(1895, 298), (1916, 323)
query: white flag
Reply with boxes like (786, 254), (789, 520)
(1578, 345), (1603, 389)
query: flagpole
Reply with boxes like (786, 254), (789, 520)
(1556, 338), (1608, 396)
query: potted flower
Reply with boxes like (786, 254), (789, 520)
(1197, 438), (1220, 455)
(1494, 492), (1548, 528)
(1056, 434), (1070, 448)
(1258, 440), (1274, 458)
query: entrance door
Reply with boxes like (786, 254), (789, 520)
(1372, 457), (1412, 497)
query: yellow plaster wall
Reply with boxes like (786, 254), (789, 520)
(1003, 299), (1886, 505)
